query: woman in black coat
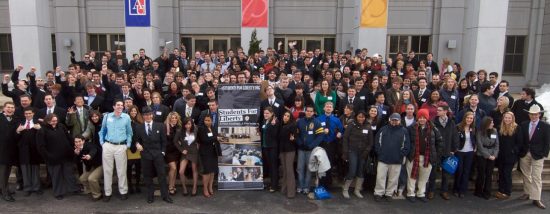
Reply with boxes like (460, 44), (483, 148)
(198, 115), (221, 198)
(278, 110), (297, 198)
(36, 113), (80, 200)
(495, 111), (523, 199)
(259, 106), (280, 193)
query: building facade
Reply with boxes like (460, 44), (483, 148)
(0, 0), (547, 91)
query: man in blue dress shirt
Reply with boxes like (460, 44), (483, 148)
(99, 99), (133, 202)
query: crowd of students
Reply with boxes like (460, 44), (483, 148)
(0, 45), (548, 209)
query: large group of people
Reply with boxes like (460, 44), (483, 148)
(0, 45), (548, 209)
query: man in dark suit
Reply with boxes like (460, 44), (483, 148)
(175, 94), (200, 125)
(338, 87), (365, 116)
(36, 94), (67, 125)
(512, 87), (544, 124)
(0, 102), (18, 202)
(149, 92), (170, 123)
(116, 83), (135, 101)
(493, 80), (514, 108)
(258, 85), (285, 124)
(413, 77), (431, 107)
(199, 100), (220, 131)
(85, 83), (104, 112)
(518, 105), (549, 209)
(384, 77), (402, 107)
(2, 67), (28, 107)
(134, 107), (172, 204)
(373, 92), (392, 127)
(425, 53), (439, 74)
(27, 69), (46, 109)
(15, 107), (43, 196)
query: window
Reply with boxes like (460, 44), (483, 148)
(52, 34), (57, 68)
(180, 35), (241, 55)
(273, 35), (336, 53)
(387, 35), (431, 61)
(0, 34), (13, 71)
(503, 36), (526, 75)
(88, 34), (126, 58)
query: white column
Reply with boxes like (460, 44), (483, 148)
(125, 0), (160, 60)
(9, 0), (53, 77)
(526, 0), (545, 87)
(461, 0), (509, 76)
(353, 0), (388, 57)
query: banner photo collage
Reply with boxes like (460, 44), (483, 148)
(217, 84), (264, 190)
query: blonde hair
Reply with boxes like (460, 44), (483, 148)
(495, 96), (510, 112)
(500, 111), (518, 136)
(165, 112), (182, 135)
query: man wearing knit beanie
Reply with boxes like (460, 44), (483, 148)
(405, 109), (443, 203)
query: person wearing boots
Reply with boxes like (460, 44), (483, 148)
(405, 109), (442, 203)
(342, 111), (373, 199)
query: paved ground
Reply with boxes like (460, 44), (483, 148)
(0, 184), (548, 214)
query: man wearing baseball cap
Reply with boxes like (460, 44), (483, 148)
(374, 113), (410, 202)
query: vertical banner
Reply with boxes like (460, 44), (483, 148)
(125, 0), (151, 27)
(217, 84), (263, 190)
(360, 0), (388, 28)
(241, 0), (268, 27)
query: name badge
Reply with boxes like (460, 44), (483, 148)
(360, 96), (365, 100)
(372, 126), (377, 130)
(197, 93), (203, 96)
(399, 71), (403, 75)
(102, 87), (106, 91)
(84, 97), (89, 100)
(421, 98), (426, 102)
(207, 132), (213, 137)
(274, 103), (280, 108)
(327, 96), (333, 101)
(308, 131), (313, 135)
(156, 111), (162, 116)
(368, 70), (372, 74)
(451, 95), (456, 100)
(382, 111), (387, 115)
(157, 130), (160, 134)
(490, 134), (497, 139)
(262, 125), (266, 129)
(362, 129), (368, 134)
(321, 122), (326, 126)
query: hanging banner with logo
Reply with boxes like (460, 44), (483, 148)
(241, 0), (268, 27)
(217, 84), (263, 190)
(360, 0), (388, 28)
(125, 0), (151, 27)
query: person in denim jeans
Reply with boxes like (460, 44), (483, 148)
(341, 111), (373, 199)
(295, 106), (324, 194)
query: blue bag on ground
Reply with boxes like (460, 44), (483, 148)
(442, 155), (459, 175)
(314, 186), (332, 200)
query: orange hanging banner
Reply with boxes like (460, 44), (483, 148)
(242, 0), (269, 27)
(360, 0), (388, 28)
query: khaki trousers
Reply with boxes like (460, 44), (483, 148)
(519, 152), (545, 201)
(374, 162), (401, 197)
(102, 143), (128, 196)
(80, 166), (103, 198)
(406, 156), (432, 197)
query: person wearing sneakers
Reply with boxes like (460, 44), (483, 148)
(518, 105), (549, 209)
(373, 113), (410, 202)
(341, 111), (373, 199)
(405, 109), (442, 203)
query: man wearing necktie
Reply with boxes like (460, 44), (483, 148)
(67, 96), (89, 138)
(134, 107), (172, 204)
(15, 107), (43, 196)
(518, 105), (550, 209)
(199, 100), (220, 131)
(339, 87), (364, 115)
(0, 102), (18, 202)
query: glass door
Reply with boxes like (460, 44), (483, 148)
(194, 39), (210, 53)
(305, 39), (322, 52)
